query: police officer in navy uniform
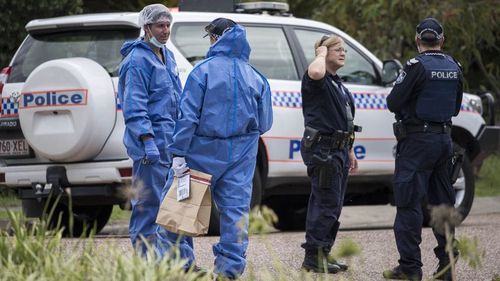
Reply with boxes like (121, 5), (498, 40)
(383, 17), (463, 281)
(300, 34), (360, 273)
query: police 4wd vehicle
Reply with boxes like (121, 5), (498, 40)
(1, 3), (498, 235)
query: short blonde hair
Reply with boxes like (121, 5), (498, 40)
(314, 34), (343, 50)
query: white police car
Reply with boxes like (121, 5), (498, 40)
(1, 3), (498, 235)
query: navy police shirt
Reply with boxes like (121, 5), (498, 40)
(301, 70), (355, 133)
(386, 50), (463, 125)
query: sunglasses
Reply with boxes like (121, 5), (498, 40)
(319, 34), (331, 46)
(319, 34), (348, 53)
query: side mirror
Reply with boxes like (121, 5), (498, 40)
(382, 59), (403, 85)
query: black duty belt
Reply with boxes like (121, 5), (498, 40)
(406, 123), (451, 134)
(317, 130), (352, 149)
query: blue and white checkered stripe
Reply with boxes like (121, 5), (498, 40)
(353, 93), (388, 110)
(460, 104), (473, 112)
(460, 96), (474, 112)
(272, 91), (389, 109)
(115, 93), (122, 110)
(272, 91), (302, 108)
(270, 91), (479, 113)
(1, 94), (122, 114)
(0, 91), (479, 116)
(1, 98), (19, 116)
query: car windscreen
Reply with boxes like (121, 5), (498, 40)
(8, 28), (139, 83)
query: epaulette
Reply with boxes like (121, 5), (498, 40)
(453, 58), (463, 71)
(406, 58), (419, 66)
(443, 54), (463, 71)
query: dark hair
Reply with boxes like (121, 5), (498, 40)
(419, 38), (441, 48)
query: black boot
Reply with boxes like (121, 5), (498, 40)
(328, 258), (348, 271)
(383, 265), (422, 281)
(323, 221), (348, 271)
(433, 254), (459, 281)
(302, 248), (341, 274)
(433, 263), (452, 281)
(321, 247), (348, 271)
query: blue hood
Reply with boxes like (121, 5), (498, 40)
(120, 38), (150, 57)
(206, 24), (251, 61)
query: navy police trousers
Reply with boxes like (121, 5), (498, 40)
(300, 142), (350, 251)
(393, 132), (456, 277)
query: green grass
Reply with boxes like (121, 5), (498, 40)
(0, 210), (21, 220)
(475, 154), (500, 197)
(0, 188), (20, 207)
(110, 205), (131, 222)
(0, 206), (487, 281)
(0, 188), (21, 220)
(0, 211), (209, 281)
(0, 206), (366, 281)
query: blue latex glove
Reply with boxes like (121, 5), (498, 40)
(143, 138), (160, 164)
(172, 157), (189, 177)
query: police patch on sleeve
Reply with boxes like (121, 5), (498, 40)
(406, 58), (419, 66)
(395, 70), (406, 84)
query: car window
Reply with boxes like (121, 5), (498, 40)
(294, 28), (378, 85)
(245, 26), (297, 80)
(8, 29), (139, 83)
(170, 24), (209, 65)
(172, 23), (298, 80)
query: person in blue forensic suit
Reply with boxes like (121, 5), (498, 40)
(160, 18), (272, 280)
(383, 17), (463, 281)
(299, 34), (359, 274)
(117, 3), (182, 255)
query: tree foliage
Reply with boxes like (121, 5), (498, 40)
(289, 0), (500, 98)
(0, 0), (83, 67)
(2, 0), (498, 99)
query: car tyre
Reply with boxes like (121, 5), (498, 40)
(266, 195), (307, 231)
(47, 204), (113, 237)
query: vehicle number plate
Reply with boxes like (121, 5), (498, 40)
(0, 139), (30, 157)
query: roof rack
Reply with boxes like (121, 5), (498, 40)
(235, 2), (291, 16)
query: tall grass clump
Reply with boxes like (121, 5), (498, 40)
(430, 205), (486, 281)
(0, 209), (209, 281)
(476, 153), (500, 197)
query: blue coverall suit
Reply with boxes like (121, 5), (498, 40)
(118, 38), (182, 254)
(386, 51), (463, 278)
(157, 24), (273, 278)
(300, 71), (356, 253)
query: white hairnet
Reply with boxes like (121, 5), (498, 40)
(138, 4), (172, 27)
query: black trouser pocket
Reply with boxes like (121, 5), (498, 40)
(314, 165), (336, 189)
(393, 177), (417, 207)
(393, 157), (418, 207)
(312, 153), (340, 189)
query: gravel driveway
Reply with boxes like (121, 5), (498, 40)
(177, 213), (498, 280)
(96, 198), (500, 280)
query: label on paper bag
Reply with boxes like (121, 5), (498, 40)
(177, 174), (190, 201)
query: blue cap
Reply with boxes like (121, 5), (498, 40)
(203, 18), (236, 38)
(416, 17), (444, 42)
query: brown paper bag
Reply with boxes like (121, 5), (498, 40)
(156, 169), (212, 236)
